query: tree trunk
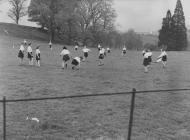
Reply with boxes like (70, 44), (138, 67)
(50, 29), (55, 42)
(49, 20), (55, 42)
(16, 16), (19, 24)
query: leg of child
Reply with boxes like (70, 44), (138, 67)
(38, 60), (40, 67)
(76, 63), (80, 70)
(162, 61), (166, 68)
(72, 65), (75, 70)
(62, 61), (65, 69)
(99, 59), (102, 65)
(20, 58), (22, 64)
(31, 58), (33, 65)
(36, 60), (39, 66)
(36, 60), (40, 66)
(144, 66), (148, 73)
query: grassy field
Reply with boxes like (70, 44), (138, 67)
(1, 35), (190, 140)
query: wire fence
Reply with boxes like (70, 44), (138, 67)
(1, 88), (190, 140)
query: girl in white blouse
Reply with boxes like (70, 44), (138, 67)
(156, 49), (167, 68)
(18, 43), (25, 64)
(27, 43), (33, 65)
(122, 46), (127, 56)
(71, 56), (83, 70)
(60, 46), (71, 69)
(98, 48), (105, 66)
(35, 46), (41, 67)
(82, 46), (90, 61)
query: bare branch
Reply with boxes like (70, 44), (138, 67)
(7, 0), (27, 24)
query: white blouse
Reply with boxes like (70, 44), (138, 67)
(36, 49), (40, 55)
(27, 46), (32, 53)
(74, 57), (81, 63)
(60, 50), (70, 55)
(19, 45), (25, 51)
(123, 47), (127, 51)
(83, 48), (90, 53)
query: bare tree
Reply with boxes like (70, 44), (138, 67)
(7, 0), (27, 24)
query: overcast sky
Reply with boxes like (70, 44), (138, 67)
(0, 0), (189, 32)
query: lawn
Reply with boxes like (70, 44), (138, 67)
(0, 35), (190, 140)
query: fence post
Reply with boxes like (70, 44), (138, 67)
(127, 88), (136, 140)
(3, 96), (6, 140)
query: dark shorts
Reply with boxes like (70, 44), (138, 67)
(18, 50), (24, 58)
(28, 52), (33, 59)
(63, 54), (70, 62)
(72, 59), (79, 66)
(143, 58), (149, 66)
(162, 55), (167, 61)
(49, 45), (52, 48)
(75, 48), (78, 51)
(84, 52), (88, 58)
(123, 50), (126, 54)
(36, 54), (40, 61)
(99, 54), (104, 59)
(107, 50), (110, 53)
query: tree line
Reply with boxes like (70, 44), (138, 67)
(7, 0), (145, 49)
(8, 0), (188, 50)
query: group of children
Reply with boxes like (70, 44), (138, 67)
(18, 40), (41, 66)
(59, 43), (111, 70)
(142, 47), (167, 73)
(17, 40), (167, 72)
(60, 46), (83, 70)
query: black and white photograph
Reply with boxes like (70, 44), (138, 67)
(0, 0), (190, 139)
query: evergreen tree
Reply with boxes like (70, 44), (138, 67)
(158, 10), (172, 50)
(171, 0), (187, 51)
(158, 0), (187, 51)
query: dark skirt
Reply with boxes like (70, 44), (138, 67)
(36, 54), (40, 61)
(84, 52), (88, 58)
(162, 55), (167, 61)
(143, 58), (149, 66)
(72, 59), (79, 66)
(63, 54), (70, 62)
(18, 50), (24, 58)
(28, 52), (33, 59)
(99, 54), (104, 59)
(148, 56), (152, 64)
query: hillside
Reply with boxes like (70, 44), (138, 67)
(0, 22), (51, 41)
(0, 22), (64, 44)
(0, 22), (158, 46)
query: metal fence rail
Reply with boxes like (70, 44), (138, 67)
(1, 88), (190, 140)
(1, 88), (190, 103)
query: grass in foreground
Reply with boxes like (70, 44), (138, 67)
(0, 36), (190, 139)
